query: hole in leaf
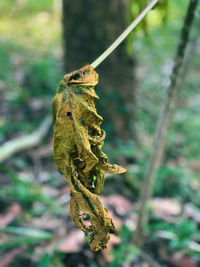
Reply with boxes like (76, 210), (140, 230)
(68, 73), (81, 81)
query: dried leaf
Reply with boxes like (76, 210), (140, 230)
(101, 234), (121, 263)
(52, 65), (126, 251)
(0, 247), (25, 267)
(168, 254), (198, 267)
(101, 195), (132, 216)
(58, 230), (84, 253)
(184, 203), (200, 223)
(0, 203), (22, 227)
(151, 198), (181, 219)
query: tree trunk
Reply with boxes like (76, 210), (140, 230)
(62, 0), (136, 140)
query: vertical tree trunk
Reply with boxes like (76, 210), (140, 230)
(62, 0), (136, 140)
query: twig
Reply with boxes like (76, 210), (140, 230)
(0, 116), (52, 163)
(91, 0), (158, 68)
(134, 0), (199, 246)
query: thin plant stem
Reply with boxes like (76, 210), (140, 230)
(134, 0), (199, 246)
(91, 0), (158, 69)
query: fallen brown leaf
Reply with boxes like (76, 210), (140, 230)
(25, 214), (63, 230)
(0, 203), (22, 227)
(58, 230), (85, 253)
(101, 234), (121, 263)
(107, 210), (122, 230)
(41, 185), (60, 198)
(101, 195), (132, 216)
(188, 160), (200, 173)
(168, 254), (197, 267)
(0, 247), (25, 267)
(184, 203), (200, 223)
(151, 198), (181, 222)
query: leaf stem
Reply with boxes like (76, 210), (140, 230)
(91, 0), (158, 69)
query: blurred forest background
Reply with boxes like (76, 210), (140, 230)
(0, 0), (200, 266)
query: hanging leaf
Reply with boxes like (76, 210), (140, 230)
(52, 64), (126, 251)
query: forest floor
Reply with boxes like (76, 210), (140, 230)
(0, 1), (200, 266)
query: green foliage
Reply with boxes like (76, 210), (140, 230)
(154, 165), (191, 197)
(148, 218), (200, 259)
(172, 111), (200, 158)
(0, 225), (52, 253)
(0, 174), (53, 207)
(38, 253), (52, 267)
(104, 140), (136, 159)
(0, 43), (11, 82)
(127, 0), (168, 52)
(0, 42), (61, 98)
(0, 0), (54, 17)
(109, 225), (140, 267)
(37, 252), (65, 267)
(25, 55), (61, 97)
(0, 236), (46, 253)
(170, 220), (198, 250)
(0, 226), (52, 239)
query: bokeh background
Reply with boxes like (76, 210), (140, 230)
(0, 0), (200, 266)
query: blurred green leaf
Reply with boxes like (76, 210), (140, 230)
(109, 225), (141, 266)
(0, 236), (45, 253)
(38, 253), (51, 267)
(0, 226), (52, 239)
